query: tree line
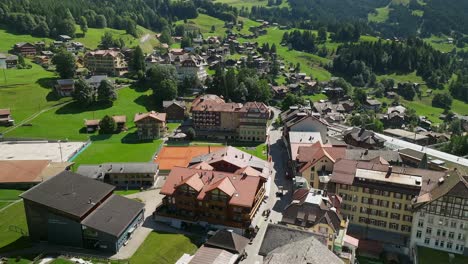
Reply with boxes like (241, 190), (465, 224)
(332, 38), (453, 89)
(0, 0), (236, 38)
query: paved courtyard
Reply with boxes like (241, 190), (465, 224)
(0, 141), (87, 162)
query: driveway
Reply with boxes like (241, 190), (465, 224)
(110, 188), (165, 260)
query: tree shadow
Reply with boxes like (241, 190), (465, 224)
(89, 134), (113, 141)
(120, 131), (154, 144)
(55, 101), (113, 115)
(130, 82), (151, 93)
(36, 77), (57, 89)
(134, 94), (160, 112)
(46, 91), (61, 102)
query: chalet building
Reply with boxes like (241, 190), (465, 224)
(155, 166), (266, 234)
(410, 171), (468, 257)
(20, 171), (144, 253)
(84, 115), (126, 133)
(0, 108), (14, 126)
(163, 100), (186, 121)
(363, 98), (382, 111)
(0, 53), (18, 69)
(280, 106), (329, 142)
(13, 42), (37, 56)
(134, 111), (167, 140)
(84, 50), (128, 76)
(282, 188), (357, 263)
(55, 79), (75, 97)
(188, 146), (269, 178)
(343, 127), (385, 149)
(77, 162), (159, 189)
(383, 128), (429, 146)
(177, 57), (208, 81)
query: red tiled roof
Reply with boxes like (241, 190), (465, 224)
(134, 111), (166, 122)
(297, 142), (346, 173)
(161, 166), (262, 207)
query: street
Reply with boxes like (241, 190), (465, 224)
(239, 107), (293, 264)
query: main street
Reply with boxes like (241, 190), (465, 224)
(240, 107), (293, 264)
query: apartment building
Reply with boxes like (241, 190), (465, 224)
(410, 171), (468, 257)
(281, 188), (356, 263)
(329, 159), (449, 252)
(238, 102), (270, 142)
(134, 111), (167, 140)
(155, 166), (266, 234)
(190, 94), (269, 142)
(84, 50), (128, 76)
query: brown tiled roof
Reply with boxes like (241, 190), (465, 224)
(85, 50), (122, 58)
(0, 160), (50, 183)
(112, 115), (126, 123)
(296, 142), (346, 172)
(160, 166), (262, 207)
(415, 170), (467, 205)
(240, 102), (269, 114)
(84, 119), (100, 126)
(134, 111), (166, 122)
(189, 162), (214, 170)
(191, 94), (244, 113)
(0, 109), (11, 116)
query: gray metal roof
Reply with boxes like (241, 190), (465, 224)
(77, 163), (159, 180)
(82, 194), (144, 237)
(258, 224), (328, 256)
(205, 229), (249, 254)
(345, 149), (402, 163)
(20, 171), (115, 218)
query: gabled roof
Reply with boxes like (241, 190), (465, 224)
(0, 109), (11, 116)
(414, 171), (467, 205)
(163, 100), (186, 108)
(176, 173), (205, 192)
(190, 146), (267, 176)
(77, 162), (158, 180)
(345, 149), (402, 163)
(296, 142), (346, 173)
(205, 229), (250, 254)
(134, 111), (166, 123)
(161, 167), (261, 207)
(189, 162), (214, 171)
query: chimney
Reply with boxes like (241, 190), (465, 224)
(386, 166), (393, 178)
(180, 176), (183, 182)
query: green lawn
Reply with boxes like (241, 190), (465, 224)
(6, 86), (156, 140)
(130, 232), (199, 264)
(0, 189), (23, 200)
(237, 143), (267, 160)
(0, 202), (30, 253)
(115, 189), (142, 196)
(368, 6), (390, 23)
(0, 202), (11, 210)
(0, 27), (52, 53)
(424, 35), (468, 53)
(176, 14), (227, 37)
(71, 134), (162, 169)
(49, 258), (74, 264)
(418, 246), (468, 264)
(0, 63), (71, 133)
(303, 93), (328, 102)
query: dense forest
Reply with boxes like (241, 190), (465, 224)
(331, 38), (453, 89)
(0, 0), (237, 38)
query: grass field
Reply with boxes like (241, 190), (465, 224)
(0, 202), (30, 253)
(0, 189), (23, 200)
(0, 27), (52, 53)
(130, 231), (199, 264)
(0, 63), (71, 133)
(71, 134), (162, 169)
(424, 35), (468, 53)
(6, 86), (156, 140)
(368, 6), (390, 23)
(215, 0), (289, 9)
(237, 143), (267, 160)
(176, 14), (227, 37)
(418, 246), (468, 264)
(114, 189), (142, 196)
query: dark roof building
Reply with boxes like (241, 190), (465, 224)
(259, 224), (343, 264)
(205, 229), (250, 254)
(343, 127), (385, 149)
(20, 171), (144, 253)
